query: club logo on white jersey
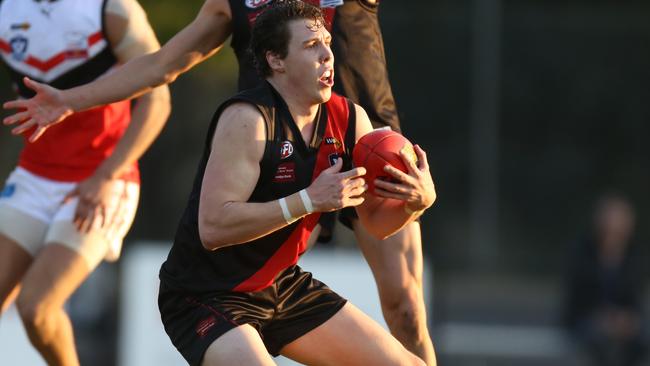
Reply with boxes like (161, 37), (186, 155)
(9, 36), (29, 61)
(280, 141), (294, 159)
(245, 0), (273, 8)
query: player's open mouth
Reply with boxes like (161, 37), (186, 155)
(319, 69), (334, 87)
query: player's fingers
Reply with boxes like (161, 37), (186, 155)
(28, 125), (49, 142)
(344, 178), (366, 196)
(89, 205), (106, 231)
(2, 99), (29, 113)
(374, 178), (403, 192)
(373, 187), (408, 201)
(23, 77), (43, 92)
(400, 148), (420, 176)
(346, 176), (366, 189)
(77, 206), (94, 233)
(3, 111), (30, 125)
(107, 186), (126, 233)
(63, 188), (80, 204)
(414, 145), (429, 170)
(382, 164), (413, 185)
(322, 157), (343, 173)
(339, 166), (366, 180)
(347, 184), (368, 198)
(344, 196), (365, 208)
(73, 215), (84, 232)
(11, 118), (35, 135)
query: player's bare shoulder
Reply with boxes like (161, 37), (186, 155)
(211, 102), (266, 160)
(353, 102), (374, 143)
(201, 0), (232, 19)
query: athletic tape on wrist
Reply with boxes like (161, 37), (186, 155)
(279, 197), (294, 223)
(299, 189), (314, 214)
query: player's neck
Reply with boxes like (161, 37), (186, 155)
(268, 79), (319, 129)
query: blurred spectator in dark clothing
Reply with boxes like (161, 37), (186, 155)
(563, 194), (648, 366)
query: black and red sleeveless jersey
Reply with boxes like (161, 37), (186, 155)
(228, 0), (400, 130)
(159, 82), (356, 293)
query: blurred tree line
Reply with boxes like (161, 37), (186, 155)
(1, 0), (649, 277)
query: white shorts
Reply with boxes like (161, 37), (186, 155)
(0, 167), (139, 270)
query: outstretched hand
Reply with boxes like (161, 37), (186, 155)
(3, 77), (73, 142)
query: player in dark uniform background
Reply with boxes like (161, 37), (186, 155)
(157, 2), (435, 364)
(3, 1), (436, 363)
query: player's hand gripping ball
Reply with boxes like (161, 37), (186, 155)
(353, 129), (418, 195)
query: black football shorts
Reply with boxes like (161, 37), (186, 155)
(158, 265), (347, 365)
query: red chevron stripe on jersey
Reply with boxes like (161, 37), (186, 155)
(0, 39), (9, 53)
(232, 214), (321, 292)
(0, 31), (104, 73)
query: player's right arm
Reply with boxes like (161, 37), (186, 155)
(199, 103), (366, 250)
(3, 0), (233, 141)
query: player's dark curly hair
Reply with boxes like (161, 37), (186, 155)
(249, 0), (325, 78)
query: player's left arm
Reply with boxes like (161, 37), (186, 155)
(67, 0), (171, 232)
(353, 104), (436, 239)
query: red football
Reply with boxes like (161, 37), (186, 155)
(353, 129), (417, 195)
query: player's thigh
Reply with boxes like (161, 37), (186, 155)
(353, 220), (424, 295)
(306, 224), (321, 249)
(49, 180), (139, 265)
(0, 204), (48, 310)
(17, 243), (91, 311)
(202, 324), (275, 366)
(281, 302), (424, 366)
(0, 233), (33, 312)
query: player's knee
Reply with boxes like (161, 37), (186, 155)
(410, 355), (427, 366)
(395, 350), (426, 366)
(383, 286), (425, 337)
(16, 294), (54, 338)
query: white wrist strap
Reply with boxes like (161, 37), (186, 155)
(299, 189), (314, 214)
(279, 198), (296, 224)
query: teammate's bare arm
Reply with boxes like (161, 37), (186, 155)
(67, 0), (171, 232)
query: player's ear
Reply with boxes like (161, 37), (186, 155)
(266, 51), (285, 74)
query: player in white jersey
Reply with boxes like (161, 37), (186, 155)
(0, 0), (170, 364)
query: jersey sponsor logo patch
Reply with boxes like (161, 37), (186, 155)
(324, 136), (342, 149)
(0, 184), (16, 199)
(273, 162), (296, 183)
(280, 141), (294, 159)
(245, 0), (272, 8)
(196, 315), (218, 338)
(9, 36), (28, 61)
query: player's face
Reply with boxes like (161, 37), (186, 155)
(283, 19), (334, 104)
